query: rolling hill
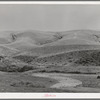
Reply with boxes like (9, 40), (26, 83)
(0, 30), (100, 73)
(0, 30), (100, 56)
(29, 49), (100, 74)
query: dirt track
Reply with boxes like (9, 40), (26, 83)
(32, 73), (82, 88)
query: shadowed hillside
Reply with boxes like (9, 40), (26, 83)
(34, 49), (100, 65)
(11, 49), (100, 74)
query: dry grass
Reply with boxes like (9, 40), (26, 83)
(0, 72), (68, 92)
(10, 81), (45, 88)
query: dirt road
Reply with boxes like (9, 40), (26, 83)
(32, 73), (82, 88)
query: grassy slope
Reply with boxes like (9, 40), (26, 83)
(35, 49), (100, 65)
(29, 49), (100, 74)
(24, 45), (100, 56)
(9, 49), (100, 74)
(1, 30), (100, 56)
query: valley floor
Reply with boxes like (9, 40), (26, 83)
(0, 71), (64, 92)
(32, 72), (100, 93)
(0, 71), (100, 92)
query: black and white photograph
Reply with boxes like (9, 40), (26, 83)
(1, 2), (100, 96)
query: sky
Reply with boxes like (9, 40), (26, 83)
(0, 4), (100, 31)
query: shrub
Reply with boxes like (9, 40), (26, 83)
(74, 57), (98, 66)
(13, 55), (38, 63)
(18, 65), (34, 72)
(0, 64), (34, 72)
(0, 57), (35, 72)
(97, 76), (100, 79)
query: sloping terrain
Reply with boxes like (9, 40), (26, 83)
(11, 49), (100, 74)
(0, 30), (100, 72)
(35, 49), (100, 65)
(0, 30), (100, 56)
(28, 49), (100, 74)
(0, 30), (100, 73)
(6, 30), (100, 55)
(20, 45), (100, 56)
